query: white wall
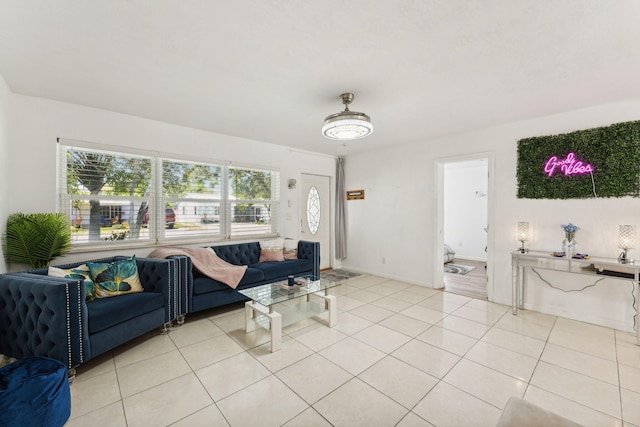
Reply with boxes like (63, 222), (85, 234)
(444, 160), (488, 261)
(0, 75), (12, 273)
(4, 94), (335, 270)
(343, 99), (640, 331)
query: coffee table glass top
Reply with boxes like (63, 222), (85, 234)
(238, 276), (338, 307)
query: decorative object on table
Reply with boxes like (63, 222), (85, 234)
(277, 276), (311, 289)
(288, 275), (295, 286)
(561, 223), (580, 255)
(552, 252), (566, 257)
(517, 222), (529, 253)
(572, 253), (589, 259)
(4, 212), (71, 268)
(618, 225), (636, 264)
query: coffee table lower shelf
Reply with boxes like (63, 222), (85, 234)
(244, 294), (337, 352)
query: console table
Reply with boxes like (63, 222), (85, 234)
(511, 250), (640, 344)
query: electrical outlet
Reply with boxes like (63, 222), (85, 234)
(382, 257), (386, 264)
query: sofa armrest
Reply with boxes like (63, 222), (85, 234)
(0, 273), (89, 369)
(298, 240), (320, 279)
(167, 255), (192, 317)
(114, 256), (182, 323)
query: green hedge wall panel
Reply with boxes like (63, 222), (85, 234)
(517, 120), (640, 199)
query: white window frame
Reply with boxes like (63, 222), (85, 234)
(57, 139), (280, 250)
(228, 165), (280, 238)
(158, 157), (224, 243)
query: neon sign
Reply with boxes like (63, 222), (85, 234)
(544, 152), (594, 177)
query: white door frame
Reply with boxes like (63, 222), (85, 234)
(433, 152), (495, 300)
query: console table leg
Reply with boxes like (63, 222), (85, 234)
(518, 266), (524, 310)
(512, 261), (517, 315)
(512, 256), (520, 315)
(635, 278), (639, 346)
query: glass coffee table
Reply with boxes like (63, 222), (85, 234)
(238, 276), (340, 352)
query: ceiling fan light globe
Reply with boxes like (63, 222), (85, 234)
(322, 113), (373, 140)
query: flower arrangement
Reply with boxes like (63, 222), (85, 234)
(561, 223), (579, 242)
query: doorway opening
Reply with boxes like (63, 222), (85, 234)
(434, 154), (493, 300)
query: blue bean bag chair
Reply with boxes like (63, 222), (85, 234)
(0, 356), (71, 427)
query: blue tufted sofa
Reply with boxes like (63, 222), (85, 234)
(0, 256), (180, 377)
(170, 240), (320, 317)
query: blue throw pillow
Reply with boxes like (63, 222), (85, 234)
(87, 256), (143, 298)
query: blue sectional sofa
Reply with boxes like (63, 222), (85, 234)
(170, 240), (320, 317)
(0, 256), (180, 376)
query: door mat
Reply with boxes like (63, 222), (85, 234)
(444, 264), (476, 275)
(320, 269), (361, 282)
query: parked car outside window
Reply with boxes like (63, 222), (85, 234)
(143, 208), (176, 229)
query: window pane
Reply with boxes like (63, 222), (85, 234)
(60, 143), (280, 246)
(67, 149), (152, 196)
(229, 168), (273, 201)
(66, 198), (152, 244)
(162, 160), (221, 197)
(64, 147), (152, 243)
(161, 203), (222, 238)
(230, 202), (272, 236)
(161, 159), (223, 240)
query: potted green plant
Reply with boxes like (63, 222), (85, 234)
(4, 213), (72, 268)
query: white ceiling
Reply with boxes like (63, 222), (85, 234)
(1, 1), (639, 156)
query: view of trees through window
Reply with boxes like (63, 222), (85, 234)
(229, 168), (275, 235)
(60, 144), (279, 245)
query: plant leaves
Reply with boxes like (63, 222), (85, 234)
(4, 212), (71, 268)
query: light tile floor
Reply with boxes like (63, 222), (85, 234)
(64, 274), (640, 426)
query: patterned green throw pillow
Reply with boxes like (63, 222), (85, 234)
(48, 264), (96, 302)
(87, 256), (143, 298)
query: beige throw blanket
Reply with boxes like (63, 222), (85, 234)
(148, 247), (247, 289)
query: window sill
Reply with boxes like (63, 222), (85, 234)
(69, 233), (281, 254)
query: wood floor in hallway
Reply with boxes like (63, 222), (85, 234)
(444, 258), (487, 299)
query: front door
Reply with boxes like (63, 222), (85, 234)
(300, 174), (331, 270)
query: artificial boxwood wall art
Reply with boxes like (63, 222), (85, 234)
(517, 120), (640, 199)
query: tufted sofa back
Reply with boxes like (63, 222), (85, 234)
(209, 242), (261, 265)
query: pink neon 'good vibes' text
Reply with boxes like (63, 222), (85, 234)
(544, 152), (594, 177)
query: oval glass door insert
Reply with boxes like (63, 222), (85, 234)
(306, 186), (320, 235)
